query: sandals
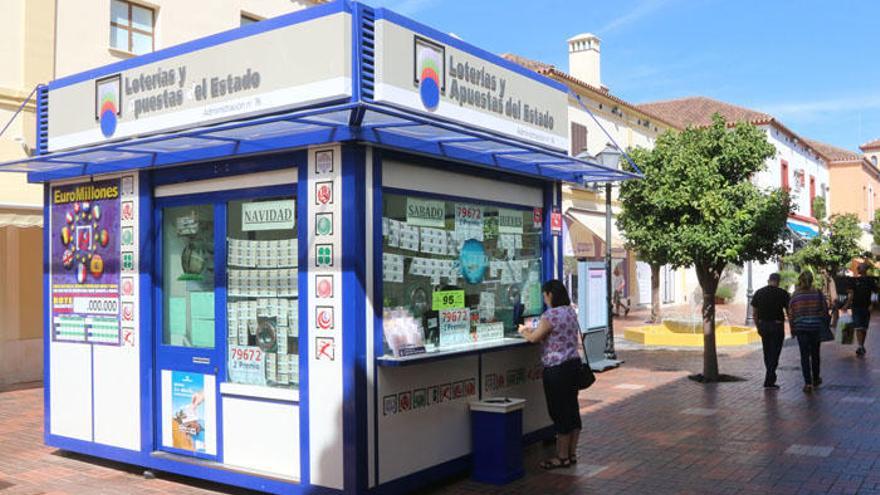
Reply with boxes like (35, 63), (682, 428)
(539, 457), (572, 470)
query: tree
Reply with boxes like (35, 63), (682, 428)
(623, 114), (789, 382)
(871, 209), (880, 248)
(787, 213), (862, 294)
(618, 145), (676, 323)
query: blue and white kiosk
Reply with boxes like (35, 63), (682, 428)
(0, 2), (634, 493)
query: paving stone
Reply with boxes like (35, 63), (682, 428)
(613, 383), (646, 390)
(840, 396), (876, 404)
(680, 407), (718, 416)
(785, 444), (835, 458)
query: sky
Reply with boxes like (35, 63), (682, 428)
(371, 0), (879, 152)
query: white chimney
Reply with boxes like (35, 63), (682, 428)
(567, 33), (601, 88)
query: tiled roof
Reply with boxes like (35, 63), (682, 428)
(637, 96), (828, 162)
(636, 96), (772, 129)
(804, 139), (862, 163)
(500, 53), (678, 131)
(860, 138), (880, 151)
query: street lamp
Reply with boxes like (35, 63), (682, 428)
(596, 143), (622, 360)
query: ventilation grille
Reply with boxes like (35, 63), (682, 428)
(36, 85), (48, 155)
(359, 6), (375, 101)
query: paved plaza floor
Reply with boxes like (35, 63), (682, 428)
(2, 319), (879, 494)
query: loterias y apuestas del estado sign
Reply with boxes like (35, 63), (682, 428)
(124, 66), (262, 119)
(47, 11), (352, 151)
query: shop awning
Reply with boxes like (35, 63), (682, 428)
(566, 208), (626, 253)
(787, 221), (819, 240)
(0, 213), (42, 228)
(0, 102), (638, 185)
(563, 215), (597, 258)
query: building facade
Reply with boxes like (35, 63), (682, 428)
(504, 34), (689, 311)
(0, 0), (321, 387)
(811, 139), (880, 251)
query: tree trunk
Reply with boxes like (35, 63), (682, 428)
(695, 264), (722, 382)
(650, 264), (661, 324)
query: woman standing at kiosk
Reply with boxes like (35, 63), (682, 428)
(518, 280), (582, 470)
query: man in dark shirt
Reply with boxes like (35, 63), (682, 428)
(844, 263), (877, 357)
(751, 273), (790, 388)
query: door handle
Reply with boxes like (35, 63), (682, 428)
(192, 356), (211, 365)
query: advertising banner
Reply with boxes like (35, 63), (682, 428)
(50, 179), (122, 345)
(170, 371), (209, 453)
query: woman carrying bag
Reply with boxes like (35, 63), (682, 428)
(517, 279), (589, 470)
(788, 271), (830, 393)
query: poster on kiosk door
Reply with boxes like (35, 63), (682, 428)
(50, 179), (122, 345)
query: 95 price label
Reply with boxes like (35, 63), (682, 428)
(73, 297), (119, 315)
(432, 290), (465, 310)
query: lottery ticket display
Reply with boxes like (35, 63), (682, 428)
(226, 197), (298, 388)
(381, 193), (545, 355)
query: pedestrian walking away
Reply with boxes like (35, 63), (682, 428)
(788, 271), (829, 393)
(844, 262), (877, 357)
(518, 279), (583, 470)
(750, 272), (790, 388)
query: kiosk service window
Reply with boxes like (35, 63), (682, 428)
(381, 192), (544, 357)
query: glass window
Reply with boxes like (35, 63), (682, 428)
(162, 205), (215, 348)
(110, 0), (154, 55)
(381, 193), (543, 357)
(226, 196), (298, 389)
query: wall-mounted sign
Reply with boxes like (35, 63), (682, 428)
(47, 11), (352, 151)
(241, 200), (295, 232)
(374, 18), (569, 151)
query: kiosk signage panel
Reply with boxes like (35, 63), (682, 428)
(373, 17), (569, 152)
(47, 12), (353, 151)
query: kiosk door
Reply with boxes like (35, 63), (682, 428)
(155, 202), (221, 459)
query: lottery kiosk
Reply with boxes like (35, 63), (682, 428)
(0, 2), (635, 494)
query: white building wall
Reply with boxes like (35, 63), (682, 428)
(55, 0), (317, 78)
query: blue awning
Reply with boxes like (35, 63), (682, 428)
(788, 221), (819, 239)
(0, 102), (638, 185)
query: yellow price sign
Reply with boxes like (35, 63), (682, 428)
(432, 290), (465, 310)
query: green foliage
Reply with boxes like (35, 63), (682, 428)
(778, 269), (799, 291)
(786, 213), (862, 278)
(872, 209), (880, 247)
(714, 285), (734, 301)
(618, 113), (790, 381)
(812, 196), (827, 222)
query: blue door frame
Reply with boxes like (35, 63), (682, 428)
(152, 183), (298, 464)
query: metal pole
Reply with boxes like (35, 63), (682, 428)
(745, 261), (754, 325)
(605, 182), (617, 359)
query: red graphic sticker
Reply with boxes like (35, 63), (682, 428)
(316, 337), (335, 361)
(316, 306), (334, 330)
(123, 328), (135, 346)
(122, 303), (134, 322)
(121, 277), (134, 296)
(316, 275), (333, 299)
(439, 383), (451, 403)
(465, 379), (476, 396)
(453, 381), (464, 399)
(398, 391), (412, 412)
(315, 182), (333, 205)
(533, 207), (543, 228)
(550, 209), (563, 235)
(121, 201), (134, 221)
